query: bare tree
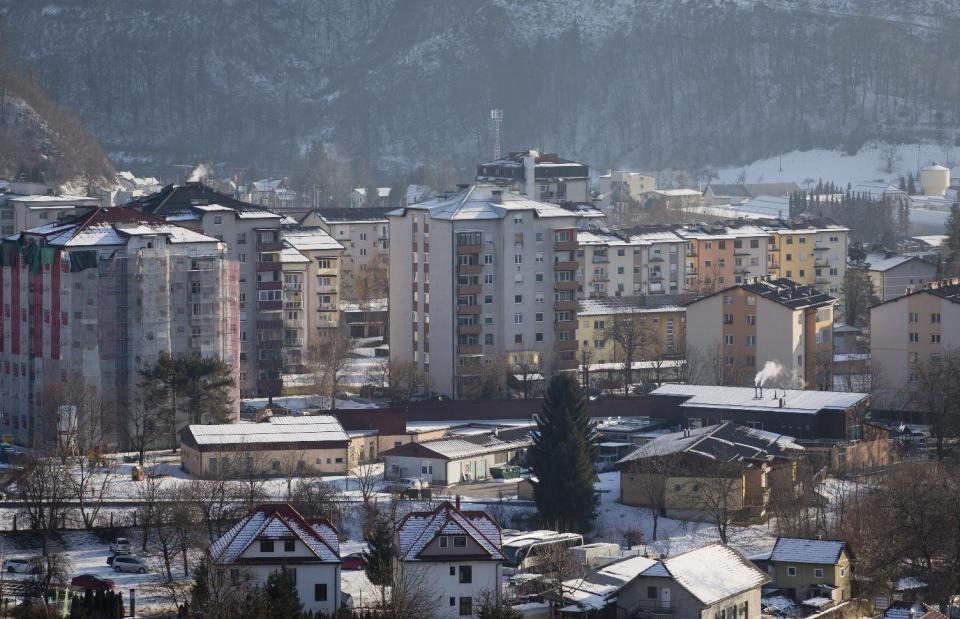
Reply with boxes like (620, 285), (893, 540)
(15, 454), (70, 553)
(126, 386), (164, 467)
(277, 450), (310, 501)
(513, 352), (541, 399)
(914, 348), (960, 461)
(370, 358), (432, 400)
(695, 473), (742, 544)
(308, 325), (355, 410)
(620, 455), (682, 541)
(604, 315), (645, 392)
(385, 562), (444, 619)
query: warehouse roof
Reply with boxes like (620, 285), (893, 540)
(649, 384), (868, 414)
(180, 415), (349, 450)
(617, 421), (801, 465)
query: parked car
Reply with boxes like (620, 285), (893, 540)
(109, 538), (131, 555)
(71, 574), (115, 590)
(341, 553), (366, 571)
(3, 558), (36, 574)
(387, 478), (428, 493)
(112, 556), (149, 574)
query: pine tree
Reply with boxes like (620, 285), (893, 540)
(527, 374), (598, 533)
(907, 173), (917, 195)
(899, 175), (907, 191)
(363, 515), (394, 587)
(946, 205), (960, 260)
(265, 567), (304, 618)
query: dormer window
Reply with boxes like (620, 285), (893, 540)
(260, 540), (274, 553)
(453, 536), (467, 548)
(439, 536), (449, 548)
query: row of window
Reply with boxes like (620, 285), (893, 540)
(908, 332), (941, 344)
(908, 312), (941, 324)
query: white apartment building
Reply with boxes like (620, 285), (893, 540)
(389, 185), (580, 398)
(476, 150), (589, 204)
(394, 500), (504, 619)
(597, 170), (657, 209)
(281, 228), (344, 354)
(578, 227), (689, 298)
(0, 183), (99, 237)
(300, 208), (390, 303)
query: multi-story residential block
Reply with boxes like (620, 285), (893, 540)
(0, 207), (238, 447)
(861, 252), (937, 302)
(388, 185), (580, 398)
(280, 227), (344, 356)
(869, 279), (960, 399)
(393, 500), (504, 619)
(767, 219), (848, 305)
(577, 298), (686, 366)
(0, 182), (99, 237)
(476, 150), (589, 204)
(597, 170), (656, 209)
(577, 227), (688, 298)
(677, 223), (770, 294)
(300, 208), (390, 303)
(128, 182), (291, 398)
(685, 278), (837, 389)
(209, 504), (341, 615)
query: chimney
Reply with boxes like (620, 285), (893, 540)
(779, 398), (785, 408)
(455, 495), (461, 511)
(492, 189), (503, 204)
(759, 386), (763, 399)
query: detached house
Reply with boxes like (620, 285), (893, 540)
(393, 500), (504, 619)
(767, 537), (851, 608)
(209, 504), (342, 615)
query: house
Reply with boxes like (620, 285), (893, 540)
(209, 503), (341, 615)
(766, 537), (852, 607)
(393, 500), (504, 619)
(617, 422), (801, 519)
(558, 543), (769, 618)
(381, 426), (531, 485)
(179, 415), (352, 477)
(860, 252), (937, 302)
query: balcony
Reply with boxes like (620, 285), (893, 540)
(648, 255), (664, 262)
(458, 264), (482, 275)
(457, 304), (482, 315)
(257, 261), (282, 272)
(815, 258), (830, 268)
(317, 285), (337, 294)
(458, 284), (482, 295)
(553, 300), (577, 311)
(591, 255), (609, 264)
(554, 319), (576, 329)
(284, 282), (304, 291)
(458, 344), (483, 355)
(592, 274), (609, 282)
(458, 323), (482, 335)
(554, 260), (578, 271)
(317, 319), (339, 328)
(814, 244), (830, 251)
(316, 266), (338, 276)
(256, 319), (283, 330)
(556, 339), (577, 351)
(257, 281), (282, 291)
(815, 276), (830, 284)
(257, 241), (283, 252)
(554, 281), (576, 291)
(283, 319), (302, 330)
(258, 301), (283, 311)
(457, 243), (482, 254)
(686, 250), (698, 258)
(284, 338), (304, 348)
(283, 301), (303, 310)
(554, 239), (577, 251)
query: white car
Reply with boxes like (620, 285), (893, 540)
(109, 538), (132, 555)
(389, 478), (429, 493)
(3, 558), (36, 574)
(112, 555), (149, 574)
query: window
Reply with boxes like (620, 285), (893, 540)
(453, 536), (467, 548)
(440, 537), (448, 548)
(459, 566), (472, 583)
(514, 334), (523, 344)
(514, 254), (523, 264)
(484, 273), (494, 284)
(449, 566), (456, 576)
(535, 313), (544, 322)
(787, 566), (796, 576)
(932, 313), (941, 323)
(909, 312), (919, 323)
(315, 584), (327, 601)
(483, 254), (494, 265)
(723, 314), (733, 324)
(514, 294), (523, 303)
(750, 239), (759, 249)
(909, 332), (919, 343)
(284, 540), (295, 552)
(459, 598), (472, 616)
(746, 335), (755, 347)
(814, 568), (824, 579)
(723, 295), (732, 304)
(840, 567), (846, 577)
(647, 587), (657, 599)
(260, 540), (274, 553)
(213, 215), (222, 224)
(724, 335), (734, 345)
(450, 598), (456, 607)
(932, 333), (941, 343)
(745, 315), (755, 325)
(514, 313), (523, 324)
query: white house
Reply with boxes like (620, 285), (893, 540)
(394, 500), (505, 619)
(209, 504), (342, 614)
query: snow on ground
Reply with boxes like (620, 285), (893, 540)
(712, 141), (959, 188)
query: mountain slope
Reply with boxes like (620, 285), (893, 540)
(3, 0), (959, 176)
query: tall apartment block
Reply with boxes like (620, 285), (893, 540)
(870, 279), (960, 403)
(0, 207), (238, 447)
(685, 278), (836, 389)
(767, 220), (848, 308)
(476, 150), (589, 204)
(0, 181), (99, 237)
(129, 182), (304, 398)
(389, 185), (581, 397)
(300, 208), (390, 303)
(577, 227), (689, 297)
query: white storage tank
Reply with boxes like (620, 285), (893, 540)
(920, 163), (950, 196)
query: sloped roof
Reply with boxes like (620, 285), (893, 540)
(770, 538), (847, 565)
(209, 503), (340, 564)
(395, 501), (503, 561)
(664, 543), (768, 606)
(863, 252), (920, 272)
(870, 279), (960, 309)
(382, 427), (531, 461)
(124, 181), (266, 217)
(617, 422), (800, 465)
(22, 207), (218, 248)
(282, 226), (343, 252)
(560, 555), (661, 611)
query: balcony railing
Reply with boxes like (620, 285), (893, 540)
(591, 256), (609, 263)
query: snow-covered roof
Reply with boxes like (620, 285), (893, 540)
(282, 227), (343, 252)
(911, 235), (947, 248)
(253, 179), (284, 192)
(210, 504), (340, 564)
(182, 415), (349, 448)
(863, 252), (918, 272)
(383, 429), (532, 461)
(652, 188), (700, 197)
(279, 245), (310, 264)
(650, 384), (868, 414)
(23, 207), (218, 248)
(395, 501), (503, 561)
(617, 421), (801, 465)
(577, 298), (684, 317)
(769, 538), (847, 565)
(401, 185), (577, 221)
(353, 187), (391, 198)
(236, 209), (282, 219)
(191, 203), (235, 213)
(663, 543), (768, 606)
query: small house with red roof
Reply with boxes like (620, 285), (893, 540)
(209, 503), (342, 614)
(393, 499), (504, 618)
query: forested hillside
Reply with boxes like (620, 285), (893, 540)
(2, 0), (959, 177)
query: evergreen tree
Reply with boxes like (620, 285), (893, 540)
(264, 567), (304, 618)
(907, 173), (917, 195)
(527, 374), (598, 533)
(899, 175), (907, 191)
(946, 205), (960, 260)
(363, 514), (394, 587)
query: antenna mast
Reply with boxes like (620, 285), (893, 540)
(490, 108), (503, 159)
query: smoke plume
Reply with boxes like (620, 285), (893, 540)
(754, 360), (784, 387)
(187, 163), (210, 182)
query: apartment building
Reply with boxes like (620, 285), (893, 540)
(767, 220), (848, 305)
(281, 228), (344, 354)
(0, 182), (99, 237)
(0, 207), (238, 447)
(300, 208), (390, 303)
(685, 278), (837, 389)
(597, 170), (656, 209)
(870, 279), (960, 398)
(388, 185), (580, 398)
(128, 182), (293, 398)
(577, 227), (688, 298)
(677, 223), (770, 294)
(578, 298), (686, 365)
(476, 150), (589, 204)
